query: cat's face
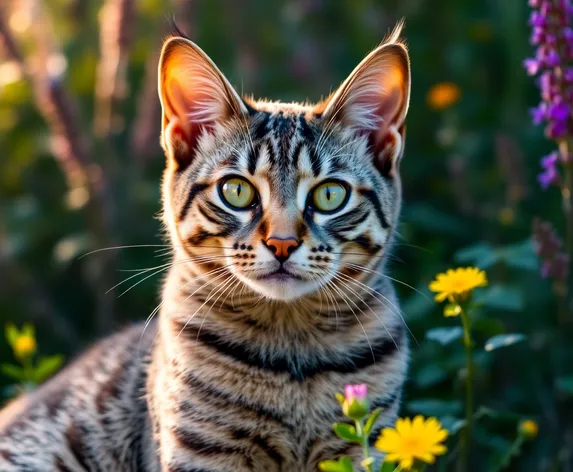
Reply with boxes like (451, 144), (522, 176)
(158, 29), (410, 301)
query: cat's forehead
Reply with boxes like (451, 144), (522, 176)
(246, 99), (316, 116)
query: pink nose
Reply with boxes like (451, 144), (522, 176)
(265, 237), (300, 262)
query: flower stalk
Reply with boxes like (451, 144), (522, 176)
(429, 267), (487, 471)
(458, 305), (474, 468)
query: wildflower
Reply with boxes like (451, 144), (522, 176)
(429, 267), (488, 304)
(524, 0), (573, 186)
(427, 82), (460, 110)
(375, 416), (448, 470)
(13, 334), (36, 358)
(518, 419), (539, 439)
(533, 218), (569, 283)
(537, 151), (561, 189)
(340, 384), (369, 420)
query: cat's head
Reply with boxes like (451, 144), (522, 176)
(158, 25), (410, 301)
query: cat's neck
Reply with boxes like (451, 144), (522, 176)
(159, 254), (398, 347)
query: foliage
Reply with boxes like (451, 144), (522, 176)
(1, 323), (63, 395)
(0, 0), (572, 470)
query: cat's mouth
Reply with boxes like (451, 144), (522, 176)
(256, 266), (303, 281)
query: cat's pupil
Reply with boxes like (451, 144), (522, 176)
(236, 184), (242, 196)
(326, 188), (331, 200)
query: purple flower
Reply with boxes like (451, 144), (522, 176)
(548, 102), (570, 121)
(538, 152), (560, 189)
(533, 218), (569, 283)
(542, 151), (559, 168)
(526, 0), (573, 192)
(531, 27), (545, 45)
(530, 103), (547, 124)
(538, 166), (559, 189)
(530, 11), (547, 27)
(545, 48), (561, 66)
(524, 58), (541, 75)
(548, 120), (568, 137)
(344, 384), (367, 402)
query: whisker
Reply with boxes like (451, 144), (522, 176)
(140, 263), (237, 342)
(109, 254), (231, 297)
(345, 262), (430, 300)
(79, 243), (235, 260)
(333, 269), (418, 346)
(325, 269), (401, 349)
(325, 279), (375, 362)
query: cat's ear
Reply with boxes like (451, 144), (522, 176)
(158, 37), (247, 169)
(317, 29), (410, 177)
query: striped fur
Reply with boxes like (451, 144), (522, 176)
(0, 24), (411, 471)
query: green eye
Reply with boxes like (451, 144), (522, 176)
(312, 182), (348, 212)
(220, 177), (256, 209)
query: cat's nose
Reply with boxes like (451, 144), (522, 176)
(264, 237), (300, 263)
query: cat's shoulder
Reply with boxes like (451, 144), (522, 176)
(0, 321), (156, 432)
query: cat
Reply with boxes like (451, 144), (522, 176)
(0, 22), (411, 472)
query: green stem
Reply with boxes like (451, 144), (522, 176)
(560, 140), (573, 316)
(356, 420), (374, 472)
(558, 139), (573, 321)
(459, 306), (474, 470)
(491, 436), (524, 472)
(21, 355), (34, 384)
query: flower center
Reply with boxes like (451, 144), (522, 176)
(402, 437), (423, 454)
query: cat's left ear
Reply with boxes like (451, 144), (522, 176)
(158, 36), (247, 169)
(318, 33), (410, 177)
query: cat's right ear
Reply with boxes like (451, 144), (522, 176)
(158, 37), (247, 169)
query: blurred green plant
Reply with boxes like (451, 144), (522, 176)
(1, 323), (64, 394)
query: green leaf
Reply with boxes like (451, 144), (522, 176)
(5, 323), (19, 348)
(454, 242), (495, 265)
(318, 456), (355, 472)
(403, 203), (469, 236)
(406, 399), (463, 417)
(414, 365), (448, 388)
(364, 408), (383, 435)
(32, 355), (64, 384)
(501, 239), (538, 271)
(1, 363), (25, 381)
(473, 406), (523, 422)
(335, 393), (345, 406)
(556, 375), (573, 396)
(454, 239), (538, 271)
(21, 323), (35, 338)
(439, 416), (466, 434)
(476, 285), (523, 311)
(426, 327), (463, 345)
(333, 423), (361, 443)
(379, 461), (398, 472)
(484, 334), (526, 352)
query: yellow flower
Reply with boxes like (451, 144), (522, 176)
(375, 416), (448, 470)
(427, 82), (461, 110)
(429, 267), (488, 304)
(13, 334), (36, 358)
(519, 420), (539, 439)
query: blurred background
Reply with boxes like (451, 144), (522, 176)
(0, 0), (572, 470)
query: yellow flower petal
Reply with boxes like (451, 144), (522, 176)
(399, 456), (414, 470)
(429, 267), (488, 306)
(374, 415), (448, 469)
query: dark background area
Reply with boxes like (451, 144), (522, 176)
(0, 0), (571, 470)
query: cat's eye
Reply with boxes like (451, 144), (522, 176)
(311, 181), (348, 213)
(219, 177), (257, 209)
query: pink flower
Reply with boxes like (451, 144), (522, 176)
(344, 384), (368, 402)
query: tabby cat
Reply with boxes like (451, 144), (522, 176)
(0, 23), (411, 472)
